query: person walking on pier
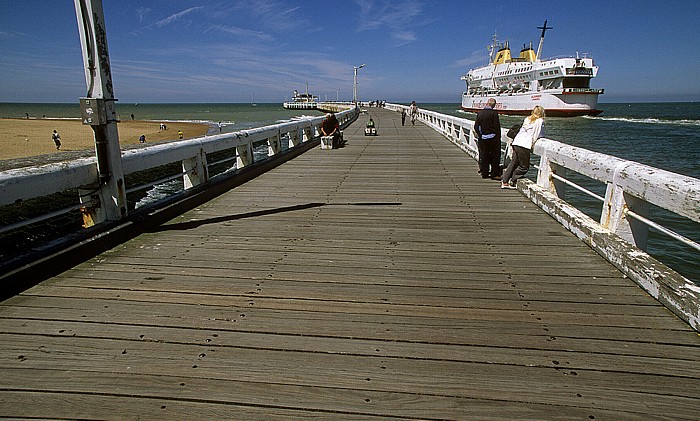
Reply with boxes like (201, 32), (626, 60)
(502, 105), (545, 189)
(410, 101), (418, 125)
(474, 98), (502, 179)
(51, 130), (61, 150)
(401, 109), (407, 126)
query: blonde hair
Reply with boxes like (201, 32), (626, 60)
(527, 105), (545, 123)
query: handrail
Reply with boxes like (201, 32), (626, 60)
(0, 107), (359, 231)
(386, 102), (700, 330)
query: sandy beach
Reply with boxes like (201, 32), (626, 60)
(0, 118), (210, 161)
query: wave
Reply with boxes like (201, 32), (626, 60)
(583, 115), (700, 126)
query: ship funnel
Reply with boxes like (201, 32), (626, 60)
(494, 40), (511, 64)
(520, 41), (536, 62)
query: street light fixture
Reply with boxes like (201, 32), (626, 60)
(353, 64), (365, 105)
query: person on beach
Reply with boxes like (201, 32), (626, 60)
(401, 109), (407, 126)
(321, 113), (343, 148)
(218, 121), (223, 133)
(474, 98), (502, 180)
(409, 101), (418, 125)
(51, 130), (61, 150)
(501, 105), (545, 189)
(178, 130), (184, 139)
(139, 134), (146, 143)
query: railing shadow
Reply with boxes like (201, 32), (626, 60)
(148, 201), (402, 232)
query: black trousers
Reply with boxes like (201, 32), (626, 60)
(478, 138), (502, 177)
(502, 145), (531, 184)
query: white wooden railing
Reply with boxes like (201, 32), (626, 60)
(0, 107), (358, 233)
(387, 102), (700, 330)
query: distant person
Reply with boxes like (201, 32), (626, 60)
(218, 121), (223, 133)
(401, 109), (406, 126)
(321, 113), (343, 148)
(139, 134), (146, 143)
(474, 98), (502, 180)
(159, 123), (166, 131)
(178, 130), (184, 139)
(131, 113), (135, 120)
(502, 105), (545, 189)
(409, 101), (418, 125)
(25, 113), (29, 119)
(51, 130), (61, 150)
(366, 117), (375, 128)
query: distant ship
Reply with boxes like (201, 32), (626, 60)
(283, 84), (318, 110)
(461, 21), (604, 117)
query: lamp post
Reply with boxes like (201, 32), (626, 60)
(353, 64), (365, 105)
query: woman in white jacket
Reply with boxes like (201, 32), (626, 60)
(501, 106), (545, 189)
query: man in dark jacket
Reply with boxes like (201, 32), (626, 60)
(474, 98), (502, 179)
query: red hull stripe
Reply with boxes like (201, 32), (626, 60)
(461, 107), (603, 117)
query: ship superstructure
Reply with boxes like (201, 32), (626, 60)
(461, 21), (604, 116)
(283, 83), (319, 110)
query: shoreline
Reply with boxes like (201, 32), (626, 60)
(0, 118), (210, 162)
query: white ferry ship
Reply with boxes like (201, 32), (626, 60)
(283, 85), (318, 110)
(461, 21), (604, 117)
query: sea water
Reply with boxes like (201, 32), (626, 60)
(1, 102), (698, 281)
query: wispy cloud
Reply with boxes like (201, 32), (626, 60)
(355, 0), (422, 46)
(136, 7), (151, 24)
(227, 0), (308, 31)
(206, 24), (273, 42)
(452, 49), (489, 69)
(155, 7), (204, 27)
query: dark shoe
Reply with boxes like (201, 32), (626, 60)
(490, 175), (502, 181)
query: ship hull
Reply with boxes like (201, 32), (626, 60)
(461, 91), (603, 117)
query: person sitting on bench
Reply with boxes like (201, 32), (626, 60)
(321, 113), (344, 148)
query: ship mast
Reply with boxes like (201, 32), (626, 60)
(488, 32), (498, 64)
(535, 20), (553, 61)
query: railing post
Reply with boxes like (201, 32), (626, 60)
(267, 130), (281, 156)
(536, 150), (567, 198)
(601, 166), (651, 250)
(302, 125), (313, 142)
(468, 125), (478, 152)
(289, 128), (301, 148)
(536, 149), (556, 193)
(182, 149), (208, 189)
(236, 142), (253, 169)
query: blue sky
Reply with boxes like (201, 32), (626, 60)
(1, 0), (698, 103)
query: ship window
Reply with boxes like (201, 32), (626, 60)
(563, 77), (591, 88)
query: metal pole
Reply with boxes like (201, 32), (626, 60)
(353, 64), (365, 105)
(353, 68), (357, 104)
(74, 0), (127, 225)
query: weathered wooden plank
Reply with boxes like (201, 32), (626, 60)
(1, 335), (698, 418)
(0, 371), (644, 420)
(2, 295), (697, 347)
(2, 319), (699, 377)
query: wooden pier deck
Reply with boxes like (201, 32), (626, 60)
(1, 108), (699, 419)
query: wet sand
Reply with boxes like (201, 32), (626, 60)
(0, 118), (210, 161)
